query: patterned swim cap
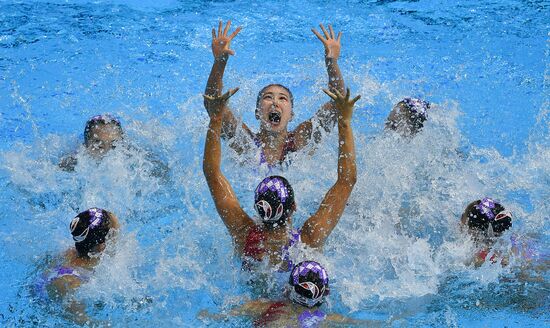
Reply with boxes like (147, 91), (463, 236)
(254, 176), (295, 228)
(402, 97), (430, 120)
(465, 197), (512, 237)
(288, 261), (329, 308)
(70, 208), (112, 257)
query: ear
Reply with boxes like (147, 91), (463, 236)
(255, 108), (260, 120)
(291, 202), (297, 212)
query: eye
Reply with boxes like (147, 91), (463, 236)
(279, 96), (288, 102)
(263, 95), (273, 100)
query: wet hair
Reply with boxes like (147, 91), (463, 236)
(70, 208), (112, 258)
(83, 114), (123, 147)
(254, 176), (295, 229)
(288, 261), (330, 307)
(387, 98), (430, 135)
(462, 198), (512, 238)
(255, 84), (294, 115)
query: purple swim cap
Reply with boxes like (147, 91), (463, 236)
(466, 198), (512, 237)
(402, 97), (430, 119)
(87, 114), (121, 125)
(254, 176), (295, 226)
(70, 208), (112, 256)
(288, 261), (329, 307)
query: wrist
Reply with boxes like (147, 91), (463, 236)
(214, 55), (229, 63)
(338, 118), (351, 128)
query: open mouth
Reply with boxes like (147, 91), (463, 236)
(268, 112), (281, 124)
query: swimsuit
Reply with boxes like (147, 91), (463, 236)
(477, 234), (546, 264)
(242, 226), (301, 272)
(253, 303), (326, 328)
(254, 132), (298, 167)
(34, 265), (90, 300)
(253, 301), (288, 327)
(297, 309), (326, 328)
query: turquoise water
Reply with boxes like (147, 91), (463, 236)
(0, 0), (548, 326)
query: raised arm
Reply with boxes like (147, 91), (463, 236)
(203, 88), (255, 251)
(292, 24), (346, 149)
(301, 88), (359, 248)
(204, 20), (244, 140)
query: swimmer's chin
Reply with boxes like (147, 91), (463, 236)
(261, 121), (286, 133)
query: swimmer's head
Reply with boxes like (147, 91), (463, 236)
(288, 261), (330, 308)
(70, 208), (120, 258)
(255, 84), (294, 133)
(254, 176), (295, 229)
(385, 97), (430, 136)
(460, 198), (512, 241)
(83, 114), (124, 158)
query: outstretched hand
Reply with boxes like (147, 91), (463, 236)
(312, 24), (342, 60)
(322, 88), (360, 123)
(203, 87), (240, 119)
(211, 20), (242, 60)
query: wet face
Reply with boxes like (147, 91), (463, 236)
(257, 85), (293, 133)
(85, 123), (123, 158)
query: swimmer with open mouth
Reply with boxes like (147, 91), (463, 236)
(202, 20), (348, 166)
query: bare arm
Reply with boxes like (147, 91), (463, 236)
(301, 89), (359, 248)
(203, 88), (255, 252)
(204, 21), (251, 142)
(198, 299), (273, 322)
(292, 24), (346, 149)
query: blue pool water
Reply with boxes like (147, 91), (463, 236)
(0, 0), (548, 326)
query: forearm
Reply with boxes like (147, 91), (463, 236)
(315, 59), (345, 132)
(337, 120), (356, 186)
(326, 58), (344, 93)
(203, 118), (223, 177)
(205, 58), (227, 96)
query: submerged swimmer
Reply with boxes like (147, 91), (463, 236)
(199, 261), (375, 327)
(203, 20), (346, 166)
(59, 114), (124, 171)
(35, 208), (120, 325)
(385, 97), (430, 137)
(461, 197), (546, 268)
(460, 197), (513, 266)
(203, 87), (359, 270)
(59, 114), (169, 179)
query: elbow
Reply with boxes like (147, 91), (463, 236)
(338, 166), (357, 189)
(348, 169), (357, 187)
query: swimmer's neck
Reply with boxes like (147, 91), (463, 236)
(68, 249), (100, 268)
(263, 222), (293, 249)
(257, 128), (289, 147)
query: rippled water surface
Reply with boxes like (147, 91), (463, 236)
(0, 0), (548, 327)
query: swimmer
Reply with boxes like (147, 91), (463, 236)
(460, 197), (513, 266)
(203, 20), (346, 166)
(385, 97), (430, 137)
(199, 261), (379, 327)
(35, 208), (120, 325)
(461, 197), (547, 269)
(59, 114), (124, 171)
(58, 114), (169, 179)
(203, 87), (359, 270)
